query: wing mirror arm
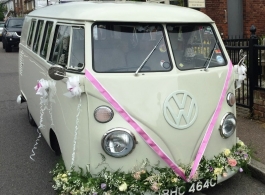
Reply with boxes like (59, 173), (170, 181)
(48, 65), (68, 80)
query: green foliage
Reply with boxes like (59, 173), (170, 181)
(258, 35), (265, 45)
(50, 140), (251, 195)
(0, 4), (7, 21)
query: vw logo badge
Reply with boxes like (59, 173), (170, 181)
(163, 90), (198, 129)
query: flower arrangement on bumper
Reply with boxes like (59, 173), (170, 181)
(51, 141), (250, 195)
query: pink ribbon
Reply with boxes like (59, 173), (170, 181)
(188, 61), (233, 180)
(85, 70), (187, 181)
(35, 82), (42, 91)
(85, 60), (232, 182)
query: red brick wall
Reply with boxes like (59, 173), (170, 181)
(243, 0), (265, 37)
(200, 0), (228, 38)
(253, 90), (265, 122)
(200, 0), (265, 38)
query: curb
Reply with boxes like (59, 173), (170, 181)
(248, 158), (265, 184)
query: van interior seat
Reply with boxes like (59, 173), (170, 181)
(93, 39), (127, 72)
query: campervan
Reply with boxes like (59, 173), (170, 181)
(18, 2), (248, 194)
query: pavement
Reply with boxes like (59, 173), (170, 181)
(236, 106), (265, 184)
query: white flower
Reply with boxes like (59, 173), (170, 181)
(238, 141), (245, 146)
(118, 182), (127, 191)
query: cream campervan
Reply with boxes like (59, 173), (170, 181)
(18, 2), (249, 194)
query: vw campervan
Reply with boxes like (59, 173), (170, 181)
(18, 2), (250, 194)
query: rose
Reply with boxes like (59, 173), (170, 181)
(228, 158), (237, 167)
(119, 182), (127, 191)
(133, 172), (141, 180)
(223, 149), (231, 157)
(150, 182), (160, 192)
(222, 172), (227, 177)
(171, 177), (178, 183)
(214, 167), (223, 175)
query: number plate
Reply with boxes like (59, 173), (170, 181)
(160, 179), (217, 195)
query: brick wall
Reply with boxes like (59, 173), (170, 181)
(253, 90), (265, 122)
(200, 0), (227, 38)
(200, 0), (265, 38)
(243, 0), (265, 37)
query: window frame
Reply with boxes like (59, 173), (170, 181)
(32, 20), (44, 54)
(48, 23), (85, 72)
(27, 19), (36, 48)
(40, 21), (54, 60)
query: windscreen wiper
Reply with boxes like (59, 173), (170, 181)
(134, 36), (163, 76)
(204, 40), (218, 71)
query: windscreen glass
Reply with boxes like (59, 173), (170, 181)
(92, 23), (172, 73)
(167, 24), (227, 70)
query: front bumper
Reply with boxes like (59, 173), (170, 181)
(5, 36), (20, 47)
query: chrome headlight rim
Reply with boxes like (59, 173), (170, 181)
(94, 106), (114, 123)
(101, 128), (136, 158)
(219, 112), (236, 139)
(226, 92), (235, 107)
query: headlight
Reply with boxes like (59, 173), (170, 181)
(94, 106), (114, 123)
(219, 113), (236, 138)
(226, 93), (235, 106)
(101, 128), (136, 158)
(6, 32), (18, 36)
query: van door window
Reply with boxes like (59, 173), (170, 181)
(27, 20), (36, 47)
(69, 27), (85, 70)
(33, 20), (44, 53)
(167, 24), (227, 70)
(40, 21), (53, 59)
(92, 23), (171, 73)
(49, 25), (70, 66)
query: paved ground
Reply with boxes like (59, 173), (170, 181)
(237, 106), (265, 165)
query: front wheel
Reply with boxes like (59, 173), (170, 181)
(27, 107), (37, 127)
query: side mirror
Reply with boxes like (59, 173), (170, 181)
(48, 65), (67, 80)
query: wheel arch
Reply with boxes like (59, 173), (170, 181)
(49, 128), (61, 156)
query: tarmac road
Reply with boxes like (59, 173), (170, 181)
(0, 48), (265, 195)
(0, 48), (59, 195)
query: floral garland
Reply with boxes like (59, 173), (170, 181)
(50, 141), (251, 195)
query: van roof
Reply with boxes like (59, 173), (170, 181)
(28, 1), (213, 23)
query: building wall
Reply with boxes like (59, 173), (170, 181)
(200, 0), (227, 38)
(243, 0), (265, 37)
(200, 0), (265, 38)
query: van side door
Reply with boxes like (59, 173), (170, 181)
(47, 23), (87, 167)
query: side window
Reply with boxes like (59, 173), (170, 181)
(49, 25), (70, 66)
(69, 27), (85, 69)
(40, 21), (53, 59)
(33, 20), (44, 53)
(27, 20), (36, 47)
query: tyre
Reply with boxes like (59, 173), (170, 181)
(27, 106), (37, 127)
(2, 40), (5, 49)
(50, 130), (61, 156)
(5, 42), (12, 52)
